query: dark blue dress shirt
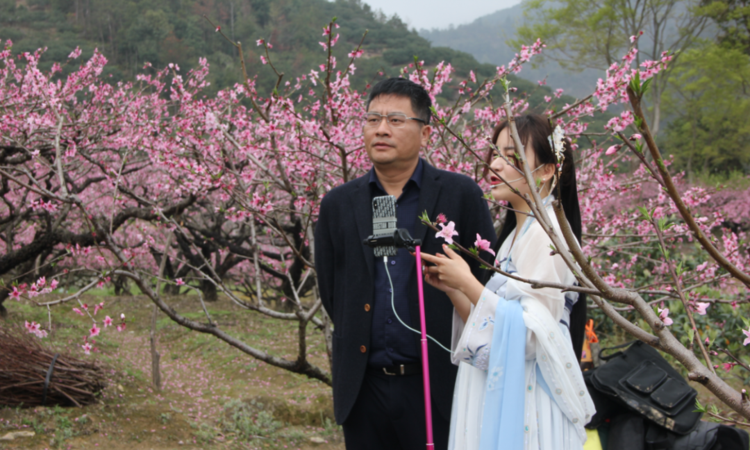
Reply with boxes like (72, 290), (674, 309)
(368, 159), (423, 366)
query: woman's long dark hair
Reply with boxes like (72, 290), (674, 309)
(484, 114), (587, 361)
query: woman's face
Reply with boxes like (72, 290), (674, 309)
(486, 127), (548, 204)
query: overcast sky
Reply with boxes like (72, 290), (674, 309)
(361, 0), (522, 30)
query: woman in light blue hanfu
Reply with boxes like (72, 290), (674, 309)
(420, 115), (595, 450)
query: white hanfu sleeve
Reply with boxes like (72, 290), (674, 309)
(504, 223), (571, 322)
(450, 306), (468, 353)
(450, 287), (500, 371)
(504, 213), (579, 358)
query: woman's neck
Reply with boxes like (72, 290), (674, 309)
(511, 199), (531, 237)
(510, 187), (550, 237)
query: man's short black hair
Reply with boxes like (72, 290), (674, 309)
(366, 77), (432, 125)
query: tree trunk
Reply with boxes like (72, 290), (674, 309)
(650, 80), (662, 136)
(230, 0), (235, 40)
(321, 308), (333, 374)
(200, 279), (218, 302)
(113, 274), (131, 296)
(150, 304), (161, 390)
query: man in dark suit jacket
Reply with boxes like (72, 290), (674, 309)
(315, 78), (496, 450)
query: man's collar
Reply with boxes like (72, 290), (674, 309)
(368, 158), (424, 192)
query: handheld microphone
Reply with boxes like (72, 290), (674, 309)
(368, 195), (398, 257)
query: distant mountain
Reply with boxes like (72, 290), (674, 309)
(4, 0), (503, 97)
(419, 4), (602, 98)
(1, 0), (588, 114)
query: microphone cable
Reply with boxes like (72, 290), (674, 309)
(383, 256), (453, 354)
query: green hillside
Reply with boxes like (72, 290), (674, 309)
(0, 0), (585, 111)
(419, 4), (602, 98)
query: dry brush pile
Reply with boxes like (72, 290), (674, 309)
(0, 327), (106, 408)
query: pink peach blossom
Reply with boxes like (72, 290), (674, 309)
(436, 221), (458, 245)
(474, 234), (496, 256)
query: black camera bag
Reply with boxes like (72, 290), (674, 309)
(605, 413), (749, 450)
(584, 340), (702, 435)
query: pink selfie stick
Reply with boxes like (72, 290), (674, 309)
(415, 245), (434, 449)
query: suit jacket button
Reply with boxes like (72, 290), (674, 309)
(364, 303), (371, 312)
(360, 345), (367, 353)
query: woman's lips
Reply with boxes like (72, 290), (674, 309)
(489, 176), (502, 185)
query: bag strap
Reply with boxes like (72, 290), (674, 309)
(598, 340), (636, 361)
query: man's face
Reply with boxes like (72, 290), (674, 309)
(364, 94), (431, 170)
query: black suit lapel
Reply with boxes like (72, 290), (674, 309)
(349, 177), (375, 280)
(408, 162), (442, 326)
(415, 162), (442, 244)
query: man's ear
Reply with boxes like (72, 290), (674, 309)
(420, 124), (432, 147)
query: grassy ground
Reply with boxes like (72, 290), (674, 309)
(1, 292), (344, 450)
(3, 290), (749, 449)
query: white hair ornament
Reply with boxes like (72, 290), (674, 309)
(547, 125), (566, 192)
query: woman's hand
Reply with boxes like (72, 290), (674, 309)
(422, 258), (458, 294)
(422, 245), (479, 293)
(422, 245), (484, 314)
